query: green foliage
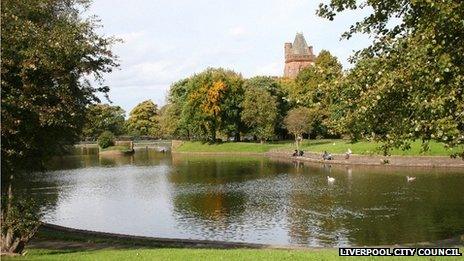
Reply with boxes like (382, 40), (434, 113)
(167, 68), (244, 142)
(1, 0), (117, 252)
(318, 0), (464, 157)
(82, 104), (125, 139)
(97, 131), (115, 149)
(160, 79), (191, 139)
(126, 100), (159, 137)
(241, 84), (278, 142)
(294, 50), (343, 137)
(243, 76), (290, 138)
(284, 107), (319, 149)
(1, 193), (41, 253)
(1, 0), (118, 176)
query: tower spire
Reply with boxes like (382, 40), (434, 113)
(283, 32), (316, 78)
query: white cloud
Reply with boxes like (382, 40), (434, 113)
(252, 62), (282, 77)
(228, 26), (247, 37)
(89, 0), (373, 111)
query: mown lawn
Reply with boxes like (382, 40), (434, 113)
(175, 139), (459, 156)
(175, 141), (285, 153)
(297, 139), (458, 156)
(5, 248), (464, 261)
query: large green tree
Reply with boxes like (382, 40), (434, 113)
(1, 0), (118, 253)
(318, 0), (464, 156)
(126, 100), (159, 137)
(82, 104), (126, 139)
(244, 76), (290, 138)
(168, 68), (244, 142)
(241, 85), (278, 143)
(295, 50), (343, 137)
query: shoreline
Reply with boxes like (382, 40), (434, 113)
(29, 223), (463, 251)
(172, 150), (464, 168)
(31, 223), (299, 250)
(266, 151), (464, 168)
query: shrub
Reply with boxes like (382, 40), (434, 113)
(98, 131), (115, 149)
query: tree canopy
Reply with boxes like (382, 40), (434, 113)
(82, 104), (125, 139)
(1, 0), (118, 253)
(241, 84), (278, 142)
(295, 50), (343, 137)
(284, 107), (319, 150)
(166, 68), (244, 142)
(318, 0), (464, 156)
(126, 100), (160, 137)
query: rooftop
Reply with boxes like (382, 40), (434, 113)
(291, 33), (310, 55)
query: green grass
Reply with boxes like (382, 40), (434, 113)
(175, 141), (285, 153)
(175, 139), (460, 156)
(5, 227), (462, 260)
(297, 139), (458, 156)
(5, 248), (463, 261)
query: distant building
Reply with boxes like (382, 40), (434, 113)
(284, 33), (316, 78)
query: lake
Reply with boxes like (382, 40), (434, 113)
(21, 148), (464, 247)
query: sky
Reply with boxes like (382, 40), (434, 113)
(87, 0), (372, 113)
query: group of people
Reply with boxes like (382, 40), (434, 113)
(323, 148), (352, 160)
(292, 148), (353, 161)
(292, 150), (304, 157)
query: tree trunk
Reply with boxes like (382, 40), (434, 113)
(234, 132), (240, 142)
(295, 136), (300, 151)
(1, 174), (37, 254)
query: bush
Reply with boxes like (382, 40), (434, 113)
(98, 131), (115, 149)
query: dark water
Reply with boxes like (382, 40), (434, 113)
(21, 148), (464, 247)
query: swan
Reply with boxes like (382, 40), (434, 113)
(406, 176), (416, 182)
(327, 176), (335, 182)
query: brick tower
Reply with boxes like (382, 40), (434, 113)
(284, 33), (316, 78)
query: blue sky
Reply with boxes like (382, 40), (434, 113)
(88, 0), (372, 113)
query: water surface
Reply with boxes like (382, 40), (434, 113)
(21, 148), (464, 247)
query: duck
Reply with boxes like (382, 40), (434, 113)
(406, 176), (416, 182)
(327, 176), (335, 183)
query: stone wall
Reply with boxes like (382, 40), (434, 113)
(284, 60), (314, 79)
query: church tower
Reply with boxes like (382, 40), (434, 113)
(284, 33), (316, 78)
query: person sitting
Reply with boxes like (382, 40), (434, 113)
(298, 150), (304, 156)
(322, 151), (333, 160)
(345, 148), (352, 159)
(292, 150), (298, 157)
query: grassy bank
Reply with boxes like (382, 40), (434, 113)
(4, 225), (462, 260)
(175, 141), (285, 153)
(175, 139), (458, 156)
(7, 248), (464, 261)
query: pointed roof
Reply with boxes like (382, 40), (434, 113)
(292, 33), (310, 55)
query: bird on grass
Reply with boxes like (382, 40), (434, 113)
(327, 176), (335, 183)
(406, 176), (416, 182)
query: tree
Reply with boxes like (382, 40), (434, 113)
(161, 79), (191, 139)
(126, 100), (159, 137)
(98, 131), (115, 148)
(295, 50), (343, 137)
(284, 107), (319, 150)
(174, 68), (244, 142)
(1, 0), (118, 253)
(82, 104), (126, 139)
(241, 86), (278, 143)
(244, 76), (290, 138)
(318, 0), (464, 156)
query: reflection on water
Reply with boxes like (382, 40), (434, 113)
(19, 148), (464, 247)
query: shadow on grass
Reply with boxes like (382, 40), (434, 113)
(28, 223), (272, 252)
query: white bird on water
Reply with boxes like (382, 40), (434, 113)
(406, 176), (416, 182)
(327, 176), (335, 183)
